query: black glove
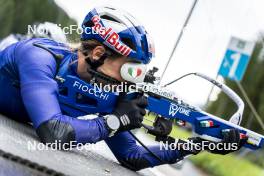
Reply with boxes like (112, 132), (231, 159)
(113, 95), (148, 132)
(190, 129), (247, 155)
(210, 129), (247, 155)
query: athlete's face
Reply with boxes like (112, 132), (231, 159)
(97, 56), (128, 82)
(77, 46), (129, 83)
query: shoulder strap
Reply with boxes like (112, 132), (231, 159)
(33, 42), (70, 75)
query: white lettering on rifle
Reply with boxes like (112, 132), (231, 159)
(169, 103), (190, 117)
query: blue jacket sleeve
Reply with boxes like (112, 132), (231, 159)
(15, 42), (109, 144)
(105, 132), (185, 171)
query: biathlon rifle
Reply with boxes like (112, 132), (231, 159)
(56, 66), (264, 150)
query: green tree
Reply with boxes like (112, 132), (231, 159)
(0, 0), (79, 41)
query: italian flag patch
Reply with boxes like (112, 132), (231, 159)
(128, 67), (142, 78)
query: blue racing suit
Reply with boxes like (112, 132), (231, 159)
(0, 38), (185, 170)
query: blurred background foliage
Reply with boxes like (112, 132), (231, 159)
(0, 0), (78, 41)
